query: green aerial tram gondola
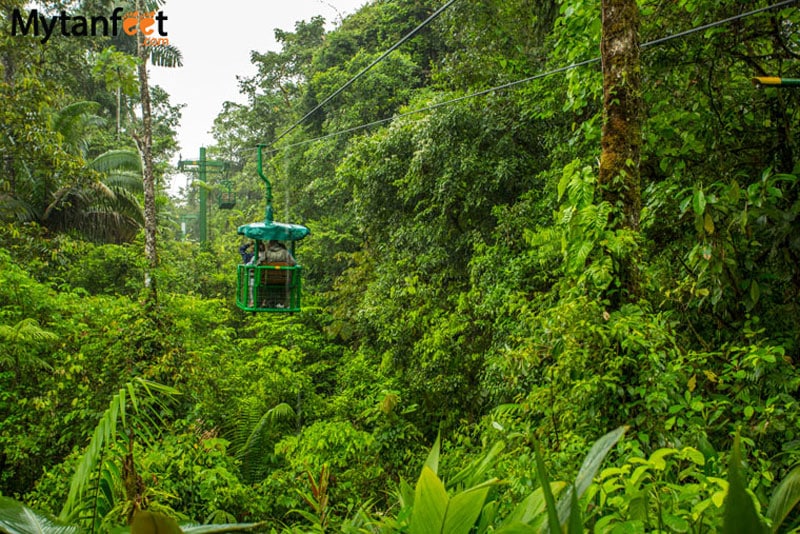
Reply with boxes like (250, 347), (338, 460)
(217, 179), (236, 209)
(236, 146), (310, 313)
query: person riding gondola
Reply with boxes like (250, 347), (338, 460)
(235, 145), (309, 313)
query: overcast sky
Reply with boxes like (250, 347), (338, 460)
(147, 0), (367, 191)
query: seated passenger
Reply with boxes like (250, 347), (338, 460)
(259, 241), (296, 309)
(238, 242), (254, 264)
(263, 240), (296, 266)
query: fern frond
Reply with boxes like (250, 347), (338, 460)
(236, 403), (296, 484)
(0, 318), (58, 344)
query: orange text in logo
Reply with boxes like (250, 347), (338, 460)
(122, 10), (168, 44)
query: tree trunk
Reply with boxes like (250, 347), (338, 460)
(116, 85), (121, 141)
(599, 0), (642, 299)
(135, 5), (158, 302)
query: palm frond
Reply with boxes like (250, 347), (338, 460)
(88, 181), (116, 200)
(41, 156), (144, 242)
(59, 378), (179, 523)
(0, 194), (40, 223)
(88, 150), (142, 173)
(79, 211), (142, 243)
(181, 521), (268, 534)
(766, 465), (800, 532)
(51, 101), (101, 135)
(104, 171), (144, 193)
(50, 101), (104, 156)
(0, 497), (79, 534)
(43, 186), (93, 221)
(92, 186), (145, 225)
(60, 387), (123, 522)
(142, 0), (167, 11)
(69, 457), (122, 534)
(148, 44), (183, 68)
(106, 192), (145, 225)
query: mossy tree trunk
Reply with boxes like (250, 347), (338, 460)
(599, 0), (642, 299)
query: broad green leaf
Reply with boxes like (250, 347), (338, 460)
(679, 193), (693, 213)
(409, 466), (448, 534)
(703, 212), (714, 234)
(765, 465), (800, 533)
(681, 447), (705, 466)
(449, 441), (505, 488)
(750, 280), (760, 305)
(533, 442), (561, 534)
(131, 510), (182, 534)
(610, 519), (645, 533)
(728, 181), (741, 203)
(575, 426), (628, 496)
(649, 448), (678, 471)
(476, 499), (499, 534)
(693, 189), (706, 215)
(558, 169), (572, 201)
(722, 436), (766, 534)
(505, 483), (567, 525)
(398, 476), (415, 509)
(629, 493), (648, 521)
(181, 522), (268, 533)
(558, 426), (627, 524)
(495, 523), (538, 534)
(0, 497), (78, 534)
(442, 482), (495, 534)
(662, 513), (690, 533)
(566, 484), (583, 534)
(425, 432), (441, 475)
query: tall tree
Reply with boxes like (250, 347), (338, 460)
(134, 1), (158, 297)
(599, 0), (642, 299)
(91, 46), (140, 141)
(130, 1), (182, 301)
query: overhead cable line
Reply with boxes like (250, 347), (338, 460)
(258, 0), (797, 155)
(642, 0), (797, 49)
(268, 0), (458, 147)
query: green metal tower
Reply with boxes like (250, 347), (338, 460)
(178, 147), (230, 243)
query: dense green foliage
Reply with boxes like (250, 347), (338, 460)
(2, 0), (799, 532)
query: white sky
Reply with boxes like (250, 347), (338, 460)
(147, 0), (367, 193)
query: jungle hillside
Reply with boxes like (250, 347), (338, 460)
(1, 0), (800, 532)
